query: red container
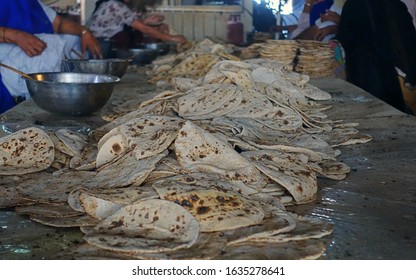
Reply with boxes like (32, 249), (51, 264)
(227, 14), (244, 46)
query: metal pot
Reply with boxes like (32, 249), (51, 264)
(24, 72), (120, 116)
(140, 42), (171, 55)
(112, 48), (159, 65)
(63, 58), (129, 78)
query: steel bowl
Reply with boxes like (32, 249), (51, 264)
(140, 42), (171, 55)
(24, 72), (120, 116)
(112, 48), (159, 65)
(63, 58), (129, 78)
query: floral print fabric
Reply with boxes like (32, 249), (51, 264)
(88, 0), (137, 39)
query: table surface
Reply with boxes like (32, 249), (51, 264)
(1, 70), (415, 260)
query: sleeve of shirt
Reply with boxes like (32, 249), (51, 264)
(289, 12), (311, 39)
(38, 0), (57, 23)
(116, 3), (138, 25)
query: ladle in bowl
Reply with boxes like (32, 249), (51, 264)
(0, 63), (35, 80)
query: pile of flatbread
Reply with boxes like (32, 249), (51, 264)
(147, 38), (237, 86)
(259, 40), (300, 66)
(294, 40), (335, 77)
(239, 39), (336, 77)
(0, 57), (372, 260)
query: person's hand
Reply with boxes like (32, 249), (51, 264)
(143, 14), (165, 26)
(320, 10), (341, 24)
(315, 25), (338, 41)
(80, 30), (103, 59)
(172, 35), (187, 45)
(14, 31), (47, 57)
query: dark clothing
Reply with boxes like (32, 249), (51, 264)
(252, 2), (276, 32)
(309, 0), (333, 26)
(337, 0), (416, 113)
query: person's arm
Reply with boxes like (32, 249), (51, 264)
(142, 14), (165, 26)
(315, 24), (338, 41)
(52, 15), (103, 58)
(130, 19), (187, 44)
(0, 26), (47, 57)
(320, 10), (341, 24)
(290, 0), (316, 39)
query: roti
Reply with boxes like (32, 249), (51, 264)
(0, 127), (55, 175)
(174, 121), (267, 190)
(84, 199), (200, 254)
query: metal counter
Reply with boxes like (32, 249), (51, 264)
(1, 71), (415, 259)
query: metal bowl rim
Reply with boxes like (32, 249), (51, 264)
(24, 72), (121, 84)
(64, 58), (129, 63)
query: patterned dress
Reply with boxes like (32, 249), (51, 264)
(88, 0), (138, 40)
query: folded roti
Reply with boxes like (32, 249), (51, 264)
(177, 84), (238, 118)
(152, 172), (258, 197)
(119, 115), (184, 161)
(86, 150), (167, 189)
(242, 150), (318, 203)
(0, 127), (54, 175)
(163, 188), (264, 232)
(174, 121), (267, 190)
(84, 199), (200, 253)
(226, 88), (274, 119)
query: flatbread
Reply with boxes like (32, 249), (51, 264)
(177, 84), (239, 118)
(225, 208), (296, 244)
(84, 199), (200, 253)
(16, 171), (95, 204)
(152, 172), (258, 197)
(126, 232), (227, 260)
(242, 150), (317, 203)
(86, 150), (167, 189)
(226, 88), (274, 119)
(55, 129), (88, 156)
(220, 239), (327, 260)
(15, 203), (84, 218)
(235, 213), (334, 243)
(0, 127), (55, 175)
(119, 115), (184, 160)
(174, 121), (267, 190)
(30, 214), (99, 228)
(78, 191), (125, 220)
(162, 188), (264, 232)
(0, 175), (36, 208)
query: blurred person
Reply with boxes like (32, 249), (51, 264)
(252, 0), (276, 33)
(314, 0), (346, 41)
(0, 0), (102, 114)
(401, 0), (416, 28)
(88, 0), (187, 55)
(337, 0), (416, 114)
(399, 0), (416, 114)
(283, 0), (333, 39)
(271, 0), (334, 39)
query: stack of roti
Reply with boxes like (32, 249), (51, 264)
(294, 40), (335, 77)
(0, 53), (373, 260)
(259, 40), (300, 66)
(147, 39), (236, 86)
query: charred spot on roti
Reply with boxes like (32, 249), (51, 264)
(197, 206), (211, 215)
(112, 143), (122, 153)
(109, 219), (124, 230)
